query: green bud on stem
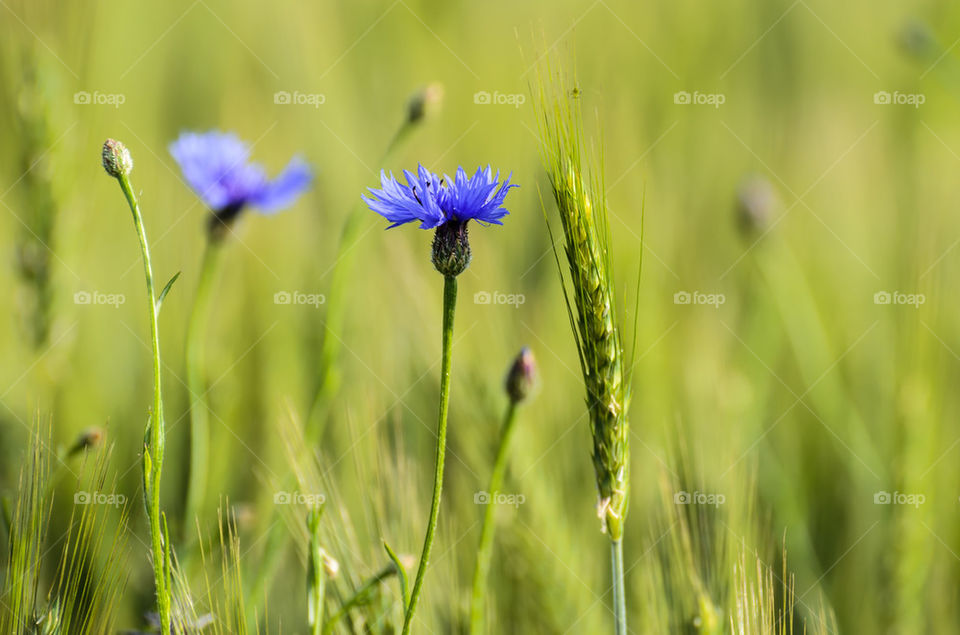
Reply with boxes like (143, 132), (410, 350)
(101, 139), (133, 178)
(431, 220), (471, 277)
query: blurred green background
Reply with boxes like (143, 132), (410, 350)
(1, 0), (959, 632)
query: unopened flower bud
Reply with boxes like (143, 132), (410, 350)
(431, 220), (471, 277)
(736, 175), (777, 235)
(101, 139), (133, 178)
(900, 19), (936, 61)
(407, 82), (444, 125)
(505, 347), (536, 404)
(68, 427), (104, 457)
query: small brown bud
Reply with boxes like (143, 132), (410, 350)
(68, 427), (104, 457)
(505, 347), (537, 404)
(736, 175), (777, 235)
(407, 82), (444, 125)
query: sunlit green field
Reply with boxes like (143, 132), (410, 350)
(2, 0), (959, 632)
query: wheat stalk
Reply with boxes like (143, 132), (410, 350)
(534, 62), (640, 634)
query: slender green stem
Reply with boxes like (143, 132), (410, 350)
(305, 120), (415, 442)
(611, 538), (626, 635)
(310, 584), (325, 635)
(115, 172), (171, 634)
(402, 275), (457, 634)
(247, 120), (421, 609)
(307, 507), (326, 635)
(309, 571), (325, 632)
(183, 238), (225, 540)
(468, 401), (518, 634)
(304, 205), (364, 442)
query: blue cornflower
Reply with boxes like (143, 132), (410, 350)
(170, 131), (312, 231)
(363, 164), (516, 230)
(363, 164), (516, 277)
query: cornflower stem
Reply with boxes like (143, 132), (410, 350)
(611, 538), (626, 635)
(114, 172), (171, 633)
(468, 401), (519, 634)
(303, 204), (364, 442)
(183, 237), (225, 542)
(247, 118), (421, 608)
(402, 275), (457, 634)
(305, 119), (415, 442)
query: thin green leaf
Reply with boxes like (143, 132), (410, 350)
(155, 271), (181, 313)
(383, 540), (409, 610)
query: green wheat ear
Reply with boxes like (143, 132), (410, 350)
(533, 58), (642, 635)
(533, 65), (637, 542)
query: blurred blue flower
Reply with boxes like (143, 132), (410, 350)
(363, 164), (516, 230)
(169, 131), (312, 215)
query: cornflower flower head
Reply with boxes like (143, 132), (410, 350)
(169, 131), (312, 236)
(362, 164), (516, 277)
